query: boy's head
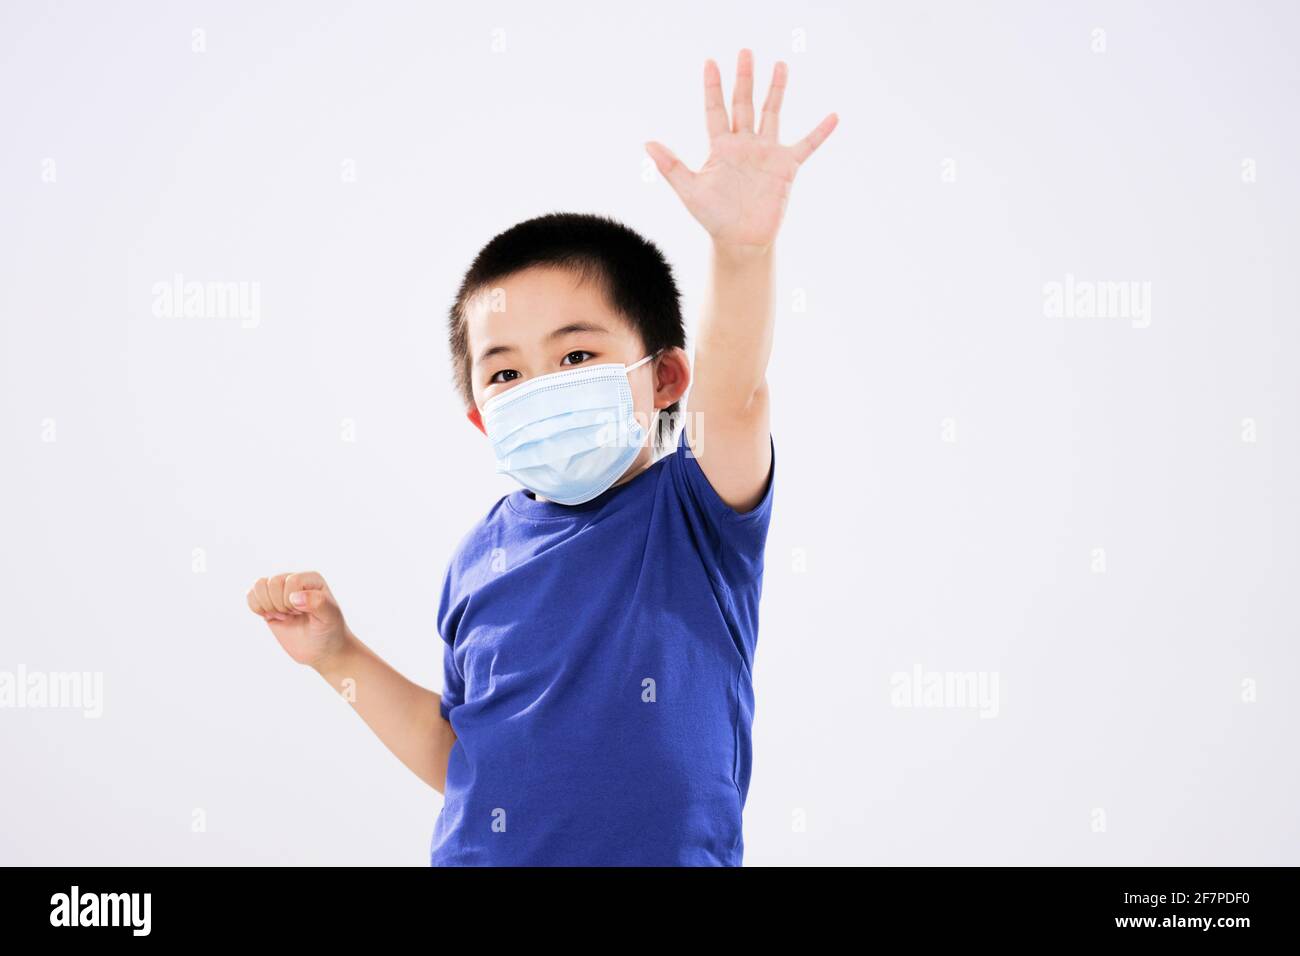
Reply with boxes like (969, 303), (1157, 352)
(448, 213), (691, 475)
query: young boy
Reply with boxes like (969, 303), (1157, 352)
(247, 49), (836, 865)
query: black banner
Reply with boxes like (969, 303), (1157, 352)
(0, 866), (1291, 941)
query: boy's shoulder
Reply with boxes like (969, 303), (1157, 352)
(667, 426), (776, 528)
(449, 492), (512, 556)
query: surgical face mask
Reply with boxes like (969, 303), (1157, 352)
(481, 352), (660, 506)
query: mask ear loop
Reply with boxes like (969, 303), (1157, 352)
(626, 349), (662, 373)
(629, 348), (667, 457)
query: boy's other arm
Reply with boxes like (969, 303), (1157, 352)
(645, 49), (837, 511)
(314, 634), (458, 794)
(248, 571), (457, 794)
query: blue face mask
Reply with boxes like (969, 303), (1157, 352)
(482, 352), (660, 506)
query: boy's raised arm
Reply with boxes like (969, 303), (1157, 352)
(645, 49), (837, 512)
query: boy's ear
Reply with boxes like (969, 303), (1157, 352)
(466, 406), (486, 435)
(656, 347), (692, 406)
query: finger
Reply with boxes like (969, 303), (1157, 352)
(253, 577), (274, 616)
(285, 570), (326, 593)
(703, 58), (728, 139)
(758, 60), (787, 142)
(790, 112), (839, 165)
(644, 141), (696, 201)
(731, 48), (755, 134)
(246, 581), (270, 617)
(266, 573), (291, 614)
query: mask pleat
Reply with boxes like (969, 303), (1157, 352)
(489, 407), (620, 458)
(500, 419), (639, 471)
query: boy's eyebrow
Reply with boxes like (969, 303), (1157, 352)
(475, 322), (612, 364)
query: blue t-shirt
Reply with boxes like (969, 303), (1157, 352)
(430, 426), (775, 866)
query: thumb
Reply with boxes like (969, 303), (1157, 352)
(288, 588), (338, 620)
(644, 141), (695, 200)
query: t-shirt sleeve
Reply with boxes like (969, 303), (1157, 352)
(665, 424), (775, 590)
(439, 641), (464, 722)
(435, 560), (465, 722)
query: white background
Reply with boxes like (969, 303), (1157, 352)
(1, 1), (1296, 865)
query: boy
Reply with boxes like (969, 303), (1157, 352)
(247, 49), (836, 865)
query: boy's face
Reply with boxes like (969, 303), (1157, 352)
(463, 266), (689, 489)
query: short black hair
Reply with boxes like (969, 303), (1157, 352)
(447, 211), (685, 454)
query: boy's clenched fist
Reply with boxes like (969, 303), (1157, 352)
(247, 571), (350, 669)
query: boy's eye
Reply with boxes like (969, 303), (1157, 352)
(488, 351), (593, 386)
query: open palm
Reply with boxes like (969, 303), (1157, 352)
(645, 49), (838, 249)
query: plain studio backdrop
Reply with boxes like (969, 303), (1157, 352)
(1, 1), (1296, 866)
